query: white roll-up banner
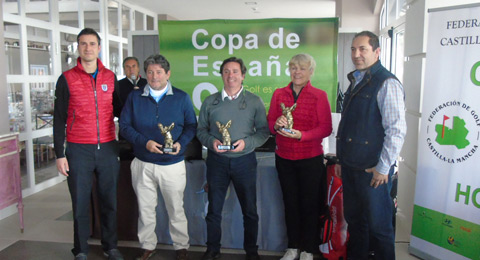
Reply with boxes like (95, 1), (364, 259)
(410, 3), (480, 260)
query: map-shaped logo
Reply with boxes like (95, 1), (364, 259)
(425, 101), (479, 164)
(434, 115), (470, 149)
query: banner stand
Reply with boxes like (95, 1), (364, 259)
(410, 3), (480, 260)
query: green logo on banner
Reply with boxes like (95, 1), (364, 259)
(471, 61), (480, 86)
(435, 116), (470, 149)
(425, 101), (480, 163)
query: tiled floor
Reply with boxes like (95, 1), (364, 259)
(0, 181), (420, 259)
(0, 240), (285, 260)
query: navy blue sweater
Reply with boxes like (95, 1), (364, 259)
(119, 83), (197, 165)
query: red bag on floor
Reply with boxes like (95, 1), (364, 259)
(319, 162), (348, 260)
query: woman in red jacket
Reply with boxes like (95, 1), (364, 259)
(267, 54), (332, 260)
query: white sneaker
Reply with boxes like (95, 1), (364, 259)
(280, 248), (299, 260)
(299, 251), (313, 260)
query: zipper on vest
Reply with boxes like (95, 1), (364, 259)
(70, 110), (75, 131)
(343, 78), (365, 115)
(92, 77), (101, 150)
(339, 79), (361, 135)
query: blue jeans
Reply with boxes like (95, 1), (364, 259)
(65, 141), (120, 256)
(205, 151), (258, 254)
(341, 165), (395, 260)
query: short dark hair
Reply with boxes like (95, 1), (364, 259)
(220, 57), (247, 76)
(77, 28), (101, 45)
(144, 54), (170, 73)
(353, 31), (380, 51)
(123, 56), (139, 69)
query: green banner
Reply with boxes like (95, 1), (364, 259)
(411, 205), (480, 259)
(158, 18), (338, 114)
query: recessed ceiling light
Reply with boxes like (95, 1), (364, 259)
(245, 2), (257, 5)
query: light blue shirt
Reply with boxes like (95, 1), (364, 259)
(353, 71), (407, 175)
(148, 82), (169, 102)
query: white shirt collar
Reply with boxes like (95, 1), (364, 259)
(127, 75), (141, 85)
(222, 86), (243, 101)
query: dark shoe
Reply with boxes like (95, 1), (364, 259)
(246, 252), (260, 260)
(136, 249), (157, 260)
(201, 250), (221, 260)
(176, 249), (188, 260)
(75, 253), (87, 260)
(104, 249), (124, 260)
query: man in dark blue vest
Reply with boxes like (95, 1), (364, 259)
(335, 31), (406, 260)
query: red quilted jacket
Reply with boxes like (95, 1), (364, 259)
(63, 58), (116, 144)
(267, 81), (332, 160)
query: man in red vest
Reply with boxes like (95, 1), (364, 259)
(53, 28), (124, 260)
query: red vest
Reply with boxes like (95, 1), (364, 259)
(63, 58), (116, 144)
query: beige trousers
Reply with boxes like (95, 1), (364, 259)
(131, 158), (190, 250)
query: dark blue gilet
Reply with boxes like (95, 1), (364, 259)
(336, 61), (397, 169)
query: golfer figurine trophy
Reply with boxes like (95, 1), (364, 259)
(216, 120), (235, 150)
(280, 103), (297, 134)
(158, 122), (176, 153)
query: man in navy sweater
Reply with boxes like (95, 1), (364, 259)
(119, 54), (197, 260)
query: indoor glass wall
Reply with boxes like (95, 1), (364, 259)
(2, 0), (157, 195)
(379, 0), (407, 82)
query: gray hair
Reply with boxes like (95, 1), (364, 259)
(123, 56), (139, 69)
(144, 54), (170, 73)
(289, 53), (316, 73)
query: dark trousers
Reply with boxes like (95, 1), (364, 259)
(275, 154), (326, 253)
(342, 165), (395, 260)
(205, 151), (259, 254)
(65, 141), (120, 256)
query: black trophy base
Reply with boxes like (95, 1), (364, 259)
(162, 147), (177, 153)
(280, 128), (295, 134)
(217, 145), (236, 150)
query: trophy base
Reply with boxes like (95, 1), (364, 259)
(280, 128), (295, 134)
(217, 145), (236, 150)
(162, 147), (177, 153)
